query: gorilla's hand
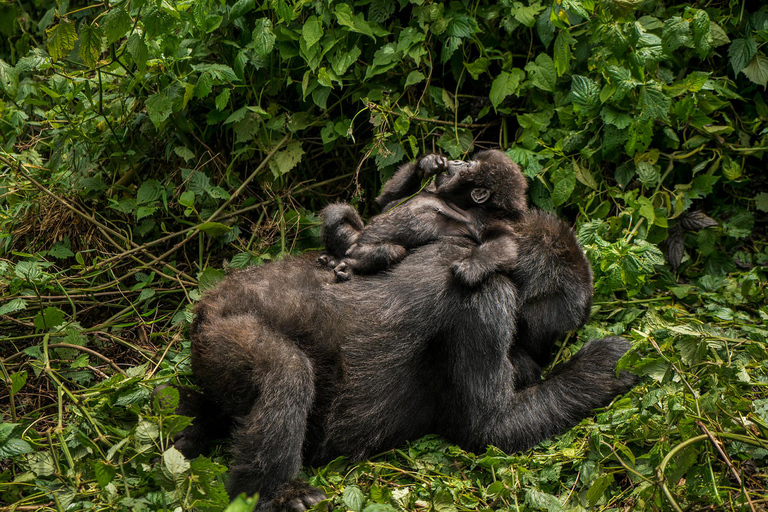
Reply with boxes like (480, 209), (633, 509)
(418, 154), (448, 178)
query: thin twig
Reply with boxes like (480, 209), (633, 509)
(47, 343), (127, 376)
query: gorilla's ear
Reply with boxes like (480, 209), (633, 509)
(471, 187), (491, 204)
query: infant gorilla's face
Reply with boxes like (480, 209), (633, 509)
(434, 159), (491, 209)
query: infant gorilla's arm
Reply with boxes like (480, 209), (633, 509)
(451, 222), (518, 287)
(320, 154), (450, 279)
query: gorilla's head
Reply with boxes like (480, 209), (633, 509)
(433, 150), (528, 220)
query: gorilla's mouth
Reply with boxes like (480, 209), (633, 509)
(433, 200), (481, 241)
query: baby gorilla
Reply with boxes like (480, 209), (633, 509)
(320, 150), (527, 281)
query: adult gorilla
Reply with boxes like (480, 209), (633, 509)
(173, 220), (637, 510)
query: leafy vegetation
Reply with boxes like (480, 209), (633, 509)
(1, 0), (767, 510)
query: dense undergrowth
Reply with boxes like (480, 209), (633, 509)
(1, 0), (767, 510)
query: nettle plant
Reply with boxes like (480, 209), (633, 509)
(2, 1), (766, 293)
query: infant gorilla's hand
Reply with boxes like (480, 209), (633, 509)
(418, 154), (448, 178)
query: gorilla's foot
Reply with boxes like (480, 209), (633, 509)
(270, 481), (326, 512)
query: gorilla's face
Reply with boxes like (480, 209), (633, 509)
(433, 150), (528, 219)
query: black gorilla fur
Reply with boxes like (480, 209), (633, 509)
(320, 150), (528, 281)
(167, 152), (638, 511)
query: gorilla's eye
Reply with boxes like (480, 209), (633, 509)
(471, 187), (491, 204)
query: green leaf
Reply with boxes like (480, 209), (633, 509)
(137, 179), (162, 204)
(79, 23), (104, 67)
(0, 298), (26, 316)
(335, 4), (374, 39)
(179, 190), (195, 208)
(46, 19), (78, 62)
(690, 9), (712, 59)
(49, 243), (75, 259)
(709, 22), (730, 48)
(92, 461), (117, 488)
(586, 474), (614, 507)
(331, 46), (361, 76)
(145, 91), (174, 128)
(252, 18), (276, 57)
(126, 33), (148, 71)
(741, 53), (768, 89)
(215, 88), (231, 111)
(571, 75), (600, 113)
(464, 57), (489, 80)
(163, 446), (190, 478)
(636, 162), (660, 187)
(525, 54), (556, 92)
(33, 306), (66, 331)
(198, 222), (232, 236)
(573, 159), (597, 190)
(553, 30), (575, 76)
(755, 193), (768, 212)
(0, 59), (18, 98)
(230, 0), (256, 20)
(10, 371), (27, 395)
(101, 8), (133, 44)
(343, 486), (365, 512)
(489, 69), (524, 110)
(0, 438), (33, 458)
(268, 141), (305, 177)
(729, 38), (757, 75)
(224, 494), (259, 512)
(639, 85), (670, 122)
(600, 106), (632, 129)
(143, 7), (174, 39)
(198, 267), (225, 292)
(661, 16), (691, 53)
(405, 70), (425, 87)
(551, 166), (575, 207)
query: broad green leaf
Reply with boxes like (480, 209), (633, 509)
(447, 14), (479, 37)
(223, 495), (259, 512)
(573, 159), (597, 190)
(48, 243), (74, 259)
(405, 70), (425, 87)
(600, 106), (632, 129)
(46, 20), (78, 62)
(0, 298), (26, 316)
(755, 193), (768, 212)
(571, 75), (600, 112)
(143, 7), (174, 39)
(335, 4), (374, 39)
(198, 222), (232, 236)
(301, 16), (322, 49)
(215, 88), (231, 111)
(331, 46), (361, 76)
(163, 446), (190, 478)
(636, 162), (660, 187)
(252, 18), (276, 57)
(92, 461), (117, 488)
(230, 0), (256, 20)
(553, 30), (575, 76)
(0, 438), (33, 458)
(741, 53), (768, 88)
(10, 371), (27, 395)
(639, 85), (670, 122)
(101, 7), (132, 44)
(551, 166), (575, 207)
(126, 33), (148, 71)
(0, 59), (18, 98)
(145, 91), (174, 128)
(690, 9), (712, 59)
(729, 38), (757, 74)
(79, 24), (105, 68)
(709, 22), (730, 47)
(33, 306), (66, 331)
(525, 54), (556, 92)
(198, 267), (225, 292)
(343, 486), (365, 512)
(268, 141), (304, 177)
(179, 190), (195, 208)
(587, 474), (614, 507)
(137, 179), (162, 204)
(464, 58), (489, 80)
(489, 69), (524, 110)
(661, 16), (691, 53)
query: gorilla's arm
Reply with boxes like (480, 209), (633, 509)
(375, 154), (447, 209)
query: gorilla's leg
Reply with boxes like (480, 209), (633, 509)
(334, 242), (407, 280)
(319, 203), (364, 263)
(225, 338), (319, 506)
(152, 385), (231, 458)
(478, 336), (637, 453)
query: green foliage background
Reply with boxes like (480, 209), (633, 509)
(1, 0), (767, 510)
